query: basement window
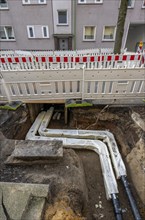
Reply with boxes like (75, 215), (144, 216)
(78, 0), (103, 3)
(0, 0), (8, 9)
(0, 26), (15, 41)
(94, 0), (103, 3)
(78, 0), (86, 3)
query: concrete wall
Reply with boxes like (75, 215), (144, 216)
(0, 0), (54, 50)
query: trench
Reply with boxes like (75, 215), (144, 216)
(0, 104), (145, 220)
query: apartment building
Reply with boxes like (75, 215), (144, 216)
(0, 0), (145, 51)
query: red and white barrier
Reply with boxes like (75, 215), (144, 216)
(0, 53), (144, 70)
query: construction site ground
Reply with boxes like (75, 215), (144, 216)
(0, 104), (145, 220)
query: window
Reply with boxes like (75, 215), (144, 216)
(83, 26), (96, 41)
(27, 26), (35, 38)
(94, 0), (103, 3)
(102, 26), (116, 41)
(27, 25), (49, 38)
(78, 0), (86, 3)
(78, 0), (103, 3)
(0, 26), (15, 40)
(22, 0), (46, 5)
(142, 0), (145, 8)
(58, 10), (67, 25)
(127, 0), (135, 8)
(0, 0), (8, 9)
(42, 26), (49, 38)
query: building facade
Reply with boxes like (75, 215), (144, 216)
(0, 0), (145, 51)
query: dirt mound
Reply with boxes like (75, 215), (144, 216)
(44, 200), (85, 220)
(126, 138), (145, 205)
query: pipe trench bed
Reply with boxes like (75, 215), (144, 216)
(26, 107), (141, 220)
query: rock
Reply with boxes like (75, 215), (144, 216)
(22, 197), (46, 220)
(0, 131), (6, 140)
(11, 140), (63, 160)
(131, 112), (145, 132)
(0, 182), (49, 220)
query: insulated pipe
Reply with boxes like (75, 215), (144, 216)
(111, 194), (123, 220)
(121, 176), (142, 220)
(38, 109), (126, 179)
(26, 113), (124, 219)
(27, 136), (119, 200)
(26, 109), (141, 219)
(26, 113), (118, 200)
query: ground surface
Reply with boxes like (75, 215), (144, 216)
(0, 105), (145, 220)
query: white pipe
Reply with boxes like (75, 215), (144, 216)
(37, 109), (126, 179)
(26, 117), (118, 200)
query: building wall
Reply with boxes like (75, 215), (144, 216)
(75, 0), (119, 49)
(75, 0), (145, 50)
(0, 0), (144, 51)
(0, 0), (54, 50)
(52, 0), (72, 34)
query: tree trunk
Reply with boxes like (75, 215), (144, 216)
(114, 0), (128, 54)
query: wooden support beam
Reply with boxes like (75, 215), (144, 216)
(64, 106), (68, 125)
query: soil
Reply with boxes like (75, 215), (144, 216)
(0, 104), (145, 220)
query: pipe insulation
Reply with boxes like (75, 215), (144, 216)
(26, 110), (118, 200)
(27, 107), (126, 179)
(26, 108), (141, 219)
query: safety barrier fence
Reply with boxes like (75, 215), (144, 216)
(0, 48), (127, 57)
(0, 68), (145, 104)
(0, 53), (144, 71)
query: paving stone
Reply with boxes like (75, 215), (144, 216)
(5, 156), (62, 165)
(0, 182), (49, 220)
(11, 140), (63, 160)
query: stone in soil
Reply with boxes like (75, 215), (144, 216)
(11, 140), (63, 160)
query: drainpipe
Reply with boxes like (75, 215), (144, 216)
(73, 0), (76, 50)
(121, 176), (142, 220)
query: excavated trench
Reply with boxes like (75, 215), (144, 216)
(0, 104), (145, 220)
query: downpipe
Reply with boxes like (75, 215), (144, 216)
(121, 176), (142, 220)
